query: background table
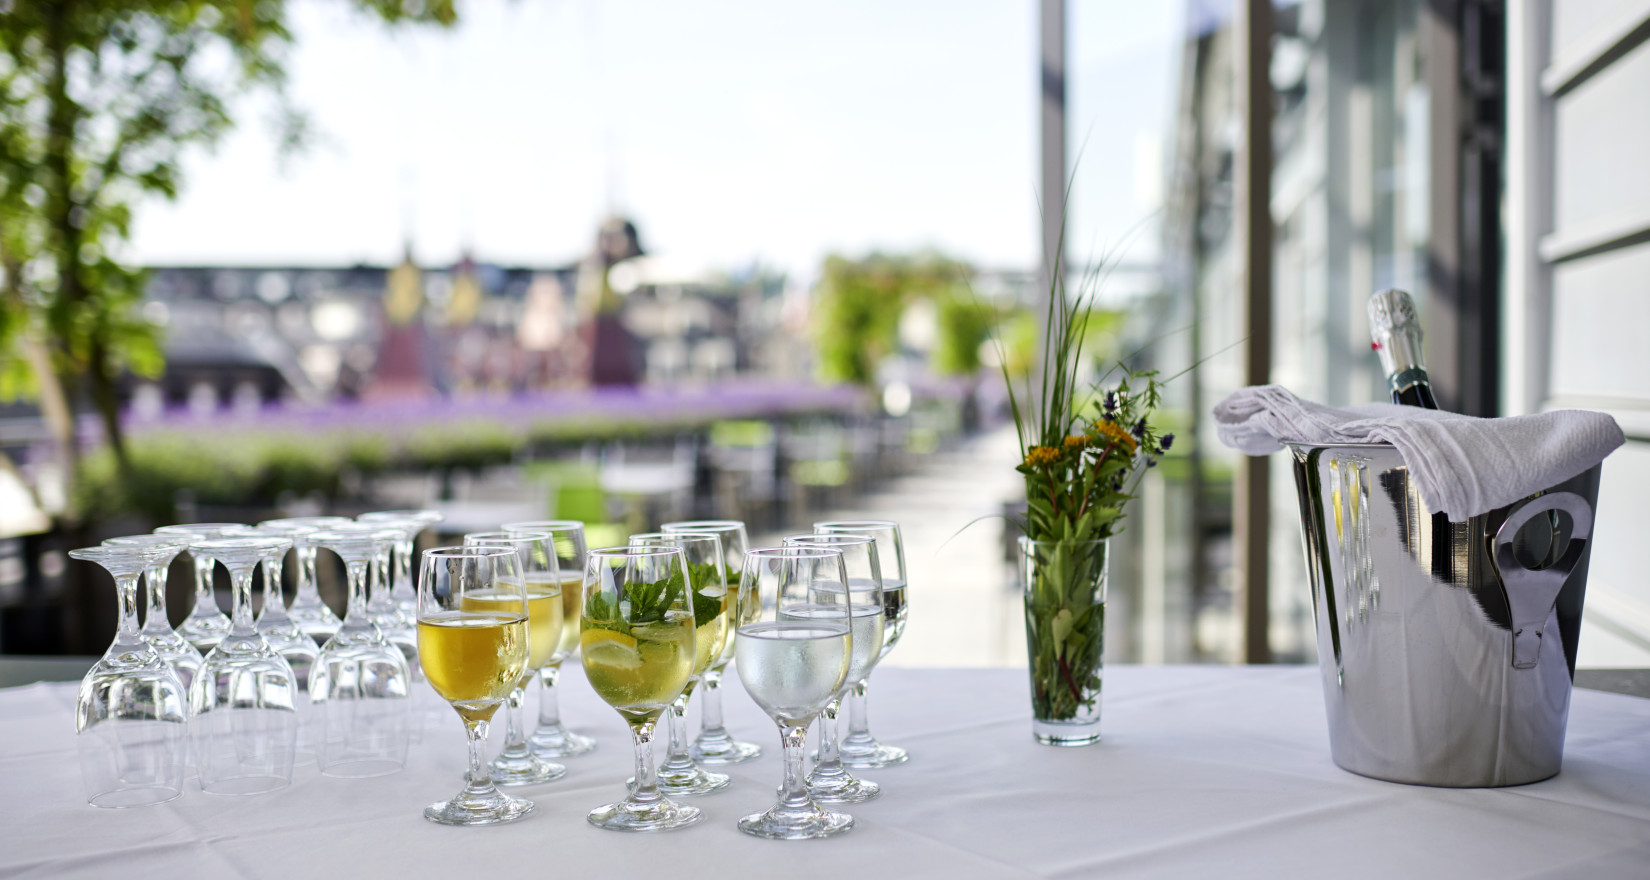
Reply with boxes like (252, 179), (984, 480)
(3, 665), (1647, 879)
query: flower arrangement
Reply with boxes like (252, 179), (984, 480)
(1002, 268), (1172, 729)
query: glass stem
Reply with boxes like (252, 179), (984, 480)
(779, 725), (811, 809)
(193, 556), (216, 615)
(502, 686), (527, 754)
(260, 556), (288, 622)
(296, 545), (320, 607)
(662, 694), (692, 772)
(114, 573), (146, 652)
(341, 560), (371, 631)
(394, 539), (414, 605)
(141, 563), (170, 635)
(462, 717), (499, 797)
(698, 669), (726, 735)
(229, 566), (258, 635)
(845, 679), (872, 743)
(536, 665), (562, 727)
(814, 696), (844, 776)
(629, 722), (662, 806)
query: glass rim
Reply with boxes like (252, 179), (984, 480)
(588, 544), (685, 560)
(359, 509), (443, 524)
(501, 519), (584, 533)
(105, 533), (195, 548)
(464, 530), (551, 542)
(309, 525), (402, 542)
(782, 533), (874, 547)
(814, 519), (898, 531)
(155, 522), (251, 533)
(660, 520), (745, 532)
(421, 544), (519, 560)
(193, 535), (292, 552)
(744, 545), (841, 560)
(629, 530), (719, 544)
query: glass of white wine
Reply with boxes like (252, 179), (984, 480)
(627, 531), (732, 795)
(417, 545), (536, 826)
(580, 545), (703, 832)
(781, 533), (885, 803)
(660, 519), (761, 764)
(502, 520), (596, 758)
(735, 546), (856, 840)
(462, 530), (567, 786)
(814, 519), (909, 767)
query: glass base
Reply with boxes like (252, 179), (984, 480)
(320, 756), (406, 778)
(424, 791), (536, 826)
(1031, 718), (1101, 747)
(836, 739), (907, 768)
(199, 773), (292, 796)
(87, 784), (183, 809)
(587, 798), (703, 832)
(690, 732), (762, 765)
(493, 751), (568, 786)
(640, 765), (731, 797)
(528, 722), (597, 758)
(806, 771), (881, 804)
(738, 803), (854, 839)
(178, 614), (231, 653)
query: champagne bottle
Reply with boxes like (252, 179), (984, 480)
(1367, 288), (1439, 409)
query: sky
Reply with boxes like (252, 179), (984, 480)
(127, 0), (1182, 283)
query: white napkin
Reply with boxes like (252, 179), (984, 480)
(1213, 384), (1625, 519)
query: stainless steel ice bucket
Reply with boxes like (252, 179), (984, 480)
(1286, 442), (1600, 787)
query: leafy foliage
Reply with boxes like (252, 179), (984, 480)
(812, 252), (974, 386)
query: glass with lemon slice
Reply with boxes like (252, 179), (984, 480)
(580, 545), (702, 832)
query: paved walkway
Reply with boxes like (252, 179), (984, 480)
(754, 422), (1029, 668)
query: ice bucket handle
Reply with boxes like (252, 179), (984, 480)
(1492, 491), (1593, 670)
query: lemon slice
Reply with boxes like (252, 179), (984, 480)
(582, 628), (642, 671)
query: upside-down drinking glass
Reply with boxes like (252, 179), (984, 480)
(628, 531), (733, 795)
(359, 509), (443, 644)
(735, 546), (856, 839)
(782, 533), (885, 803)
(660, 519), (761, 764)
(189, 536), (301, 795)
(231, 528), (323, 763)
(307, 527), (413, 777)
(501, 520), (596, 758)
(102, 533), (204, 694)
(462, 530), (567, 786)
(68, 545), (190, 807)
(259, 516), (353, 645)
(158, 523), (251, 651)
(814, 519), (909, 767)
(417, 546), (536, 825)
(581, 545), (703, 832)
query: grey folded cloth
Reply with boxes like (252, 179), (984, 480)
(1213, 384), (1625, 519)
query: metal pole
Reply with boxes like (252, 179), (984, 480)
(1039, 0), (1066, 314)
(1236, 0), (1273, 664)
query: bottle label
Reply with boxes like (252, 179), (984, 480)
(1387, 367), (1430, 396)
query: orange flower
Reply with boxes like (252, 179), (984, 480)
(1024, 445), (1063, 466)
(1089, 419), (1138, 454)
(1063, 435), (1086, 449)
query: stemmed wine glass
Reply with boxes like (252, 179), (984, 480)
(417, 545), (536, 825)
(102, 533), (204, 693)
(307, 526), (413, 777)
(189, 536), (301, 795)
(231, 527), (323, 762)
(580, 545), (703, 832)
(501, 520), (596, 757)
(353, 515), (423, 680)
(68, 544), (190, 807)
(735, 546), (856, 839)
(660, 519), (762, 764)
(782, 533), (885, 802)
(462, 530), (567, 786)
(815, 519), (909, 767)
(158, 523), (251, 651)
(628, 531), (733, 795)
(259, 516), (354, 645)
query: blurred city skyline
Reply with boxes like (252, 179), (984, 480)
(126, 0), (1179, 281)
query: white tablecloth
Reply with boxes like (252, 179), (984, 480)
(3, 665), (1647, 879)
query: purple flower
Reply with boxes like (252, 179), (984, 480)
(1161, 433), (1175, 451)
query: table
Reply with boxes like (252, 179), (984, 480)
(3, 666), (1647, 879)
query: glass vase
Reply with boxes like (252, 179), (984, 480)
(1019, 537), (1107, 746)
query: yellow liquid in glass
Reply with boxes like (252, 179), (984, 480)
(464, 586), (562, 673)
(581, 611), (694, 725)
(418, 611), (528, 723)
(554, 575), (582, 656)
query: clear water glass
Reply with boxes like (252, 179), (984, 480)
(189, 536), (301, 795)
(581, 545), (704, 832)
(102, 533), (204, 695)
(307, 526), (413, 778)
(353, 516), (423, 681)
(782, 533), (886, 803)
(814, 519), (909, 768)
(157, 523), (251, 652)
(259, 516), (354, 645)
(462, 530), (568, 786)
(734, 546), (856, 839)
(358, 509), (443, 634)
(660, 519), (762, 764)
(628, 531), (733, 796)
(68, 545), (190, 807)
(501, 519), (597, 758)
(418, 546), (536, 826)
(230, 528), (323, 763)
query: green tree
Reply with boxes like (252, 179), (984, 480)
(0, 0), (455, 518)
(812, 252), (973, 386)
